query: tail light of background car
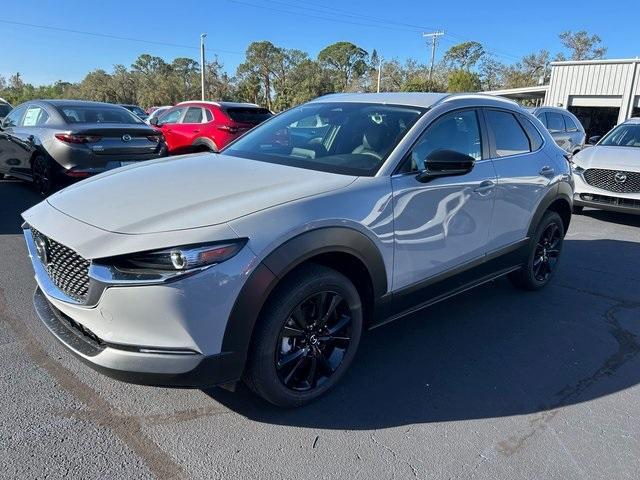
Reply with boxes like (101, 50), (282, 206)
(55, 133), (102, 144)
(217, 125), (239, 134)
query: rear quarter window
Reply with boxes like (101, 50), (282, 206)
(224, 107), (272, 124)
(485, 110), (531, 157)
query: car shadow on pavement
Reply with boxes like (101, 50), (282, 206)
(578, 209), (640, 228)
(0, 180), (42, 234)
(207, 238), (640, 430)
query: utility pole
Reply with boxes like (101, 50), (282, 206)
(376, 56), (383, 93)
(422, 31), (445, 86)
(200, 33), (207, 101)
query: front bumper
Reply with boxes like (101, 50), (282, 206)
(573, 173), (640, 214)
(33, 288), (237, 387)
(22, 216), (258, 388)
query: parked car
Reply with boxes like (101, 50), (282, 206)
(151, 101), (272, 154)
(0, 100), (167, 194)
(119, 104), (149, 122)
(571, 117), (640, 215)
(0, 98), (12, 122)
(22, 93), (572, 407)
(529, 106), (586, 155)
(145, 105), (171, 125)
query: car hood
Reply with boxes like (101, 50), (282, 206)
(46, 153), (357, 234)
(574, 146), (640, 172)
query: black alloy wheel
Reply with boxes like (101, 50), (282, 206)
(275, 291), (353, 392)
(532, 222), (561, 282)
(32, 155), (55, 196)
(244, 264), (363, 407)
(509, 210), (565, 291)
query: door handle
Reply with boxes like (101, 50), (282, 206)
(539, 166), (555, 177)
(193, 129), (200, 133)
(473, 180), (495, 195)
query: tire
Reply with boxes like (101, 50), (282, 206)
(31, 154), (57, 196)
(572, 206), (584, 214)
(509, 211), (565, 291)
(244, 264), (363, 407)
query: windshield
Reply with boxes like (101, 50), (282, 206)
(56, 105), (144, 124)
(600, 123), (640, 148)
(222, 102), (425, 176)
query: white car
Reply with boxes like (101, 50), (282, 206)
(145, 106), (172, 125)
(572, 118), (640, 215)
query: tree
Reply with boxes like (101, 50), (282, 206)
(236, 41), (285, 110)
(559, 31), (607, 61)
(318, 41), (368, 91)
(443, 41), (485, 71)
(447, 69), (481, 92)
(479, 56), (505, 91)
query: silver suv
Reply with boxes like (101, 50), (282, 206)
(529, 106), (586, 155)
(22, 93), (573, 407)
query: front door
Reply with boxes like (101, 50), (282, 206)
(391, 108), (497, 292)
(156, 107), (187, 153)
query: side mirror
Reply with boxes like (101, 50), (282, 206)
(149, 116), (160, 126)
(588, 135), (601, 145)
(416, 149), (475, 183)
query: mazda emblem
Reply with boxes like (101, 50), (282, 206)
(122, 134), (132, 142)
(614, 172), (627, 184)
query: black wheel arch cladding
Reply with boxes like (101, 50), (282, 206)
(220, 227), (387, 379)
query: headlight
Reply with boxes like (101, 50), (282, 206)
(570, 162), (584, 174)
(112, 240), (246, 272)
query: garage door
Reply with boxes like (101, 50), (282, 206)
(568, 96), (622, 139)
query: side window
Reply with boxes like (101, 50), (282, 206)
(485, 110), (531, 157)
(182, 107), (203, 124)
(403, 109), (482, 173)
(22, 106), (49, 127)
(536, 113), (547, 128)
(204, 109), (213, 122)
(563, 115), (578, 132)
(158, 107), (185, 125)
(546, 112), (565, 133)
(518, 114), (544, 151)
(3, 105), (27, 128)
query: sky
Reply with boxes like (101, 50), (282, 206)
(1, 0), (637, 86)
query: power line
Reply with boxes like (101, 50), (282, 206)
(264, 0), (437, 32)
(226, 0), (428, 34)
(0, 19), (244, 55)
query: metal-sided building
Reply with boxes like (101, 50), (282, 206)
(487, 58), (640, 139)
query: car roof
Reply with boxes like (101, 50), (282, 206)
(176, 100), (262, 109)
(39, 99), (129, 108)
(309, 92), (521, 110)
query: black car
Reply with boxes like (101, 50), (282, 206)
(0, 100), (167, 194)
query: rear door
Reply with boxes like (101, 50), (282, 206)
(562, 114), (584, 152)
(391, 108), (496, 291)
(484, 108), (553, 250)
(546, 111), (571, 152)
(170, 107), (206, 148)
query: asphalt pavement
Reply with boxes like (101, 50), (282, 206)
(1, 178), (639, 479)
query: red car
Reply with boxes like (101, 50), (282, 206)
(150, 101), (272, 154)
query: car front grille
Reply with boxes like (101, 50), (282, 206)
(31, 229), (91, 302)
(583, 168), (640, 193)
